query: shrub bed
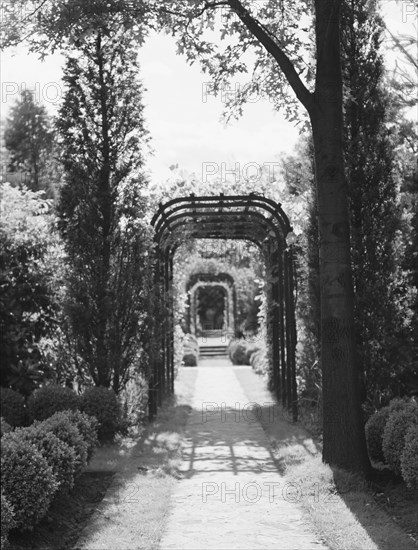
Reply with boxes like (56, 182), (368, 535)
(365, 398), (412, 464)
(0, 388), (26, 427)
(1, 435), (58, 530)
(382, 401), (418, 476)
(182, 334), (199, 366)
(7, 425), (78, 491)
(39, 412), (88, 476)
(1, 417), (13, 437)
(80, 386), (120, 442)
(250, 348), (269, 375)
(401, 425), (418, 489)
(27, 384), (79, 422)
(64, 410), (99, 460)
(228, 340), (249, 365)
(0, 407), (99, 547)
(1, 491), (16, 548)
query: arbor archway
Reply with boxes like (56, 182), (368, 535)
(150, 193), (297, 420)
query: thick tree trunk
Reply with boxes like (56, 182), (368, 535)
(228, 0), (371, 474)
(312, 0), (370, 473)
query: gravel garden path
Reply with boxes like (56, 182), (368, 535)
(160, 359), (328, 550)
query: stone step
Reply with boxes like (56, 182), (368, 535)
(199, 345), (228, 358)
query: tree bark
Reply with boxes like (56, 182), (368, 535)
(227, 0), (371, 473)
(310, 0), (370, 473)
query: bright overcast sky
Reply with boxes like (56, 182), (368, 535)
(0, 0), (416, 184)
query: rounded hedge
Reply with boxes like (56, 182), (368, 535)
(365, 407), (391, 463)
(365, 398), (413, 464)
(1, 491), (16, 549)
(63, 410), (98, 461)
(27, 384), (79, 422)
(8, 425), (78, 491)
(0, 388), (26, 427)
(1, 417), (13, 437)
(183, 350), (198, 366)
(1, 435), (58, 530)
(382, 402), (418, 475)
(250, 349), (268, 375)
(183, 334), (199, 354)
(39, 412), (88, 476)
(401, 424), (418, 489)
(244, 345), (260, 364)
(80, 386), (121, 442)
(228, 340), (249, 365)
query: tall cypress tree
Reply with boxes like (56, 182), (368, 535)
(342, 0), (409, 408)
(57, 24), (153, 392)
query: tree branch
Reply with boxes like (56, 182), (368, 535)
(226, 0), (314, 112)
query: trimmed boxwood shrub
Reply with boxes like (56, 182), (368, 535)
(64, 410), (98, 460)
(184, 334), (199, 353)
(0, 388), (26, 427)
(365, 408), (391, 463)
(1, 491), (16, 549)
(401, 425), (418, 489)
(80, 386), (121, 442)
(182, 334), (199, 366)
(27, 384), (79, 422)
(365, 398), (412, 464)
(1, 435), (58, 530)
(250, 348), (269, 375)
(183, 349), (198, 366)
(39, 412), (88, 476)
(7, 425), (78, 491)
(1, 417), (13, 437)
(228, 340), (249, 365)
(244, 344), (260, 364)
(382, 401), (418, 475)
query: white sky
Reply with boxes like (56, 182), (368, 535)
(0, 0), (416, 184)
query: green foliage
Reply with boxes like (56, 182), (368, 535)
(1, 491), (16, 549)
(0, 387), (26, 427)
(39, 412), (88, 476)
(365, 407), (391, 463)
(3, 90), (58, 197)
(382, 401), (418, 475)
(228, 340), (249, 366)
(27, 384), (79, 422)
(64, 410), (99, 461)
(6, 425), (78, 491)
(183, 351), (198, 367)
(182, 334), (199, 367)
(118, 373), (148, 430)
(365, 398), (412, 463)
(401, 425), (418, 489)
(342, 0), (415, 406)
(0, 417), (13, 437)
(249, 348), (269, 376)
(0, 183), (59, 395)
(0, 435), (58, 530)
(56, 25), (153, 393)
(174, 325), (185, 376)
(80, 386), (121, 441)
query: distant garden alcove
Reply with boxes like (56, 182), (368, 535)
(186, 272), (236, 337)
(150, 193), (297, 421)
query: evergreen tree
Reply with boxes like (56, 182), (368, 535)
(342, 0), (412, 407)
(4, 91), (57, 197)
(57, 25), (153, 392)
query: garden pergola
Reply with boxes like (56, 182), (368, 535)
(150, 193), (297, 420)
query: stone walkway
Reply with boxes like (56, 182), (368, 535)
(160, 360), (328, 550)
